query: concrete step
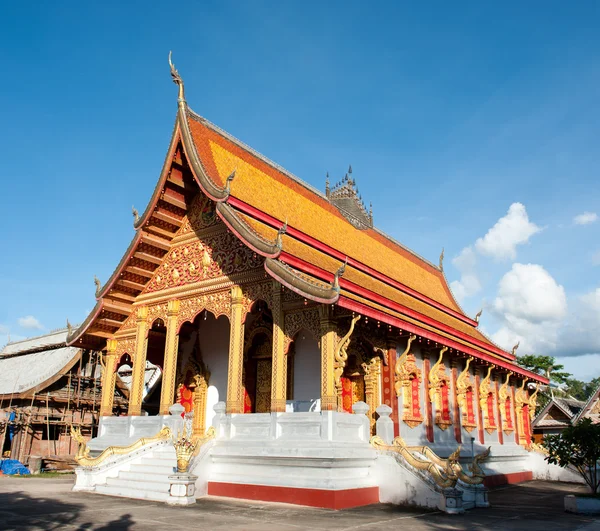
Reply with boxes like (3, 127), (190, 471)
(105, 477), (170, 493)
(128, 464), (175, 475)
(95, 484), (170, 503)
(119, 470), (173, 482)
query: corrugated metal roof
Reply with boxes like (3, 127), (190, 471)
(0, 345), (79, 395)
(1, 328), (69, 357)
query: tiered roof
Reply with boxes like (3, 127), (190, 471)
(66, 57), (547, 384)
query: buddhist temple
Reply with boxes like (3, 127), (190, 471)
(65, 56), (561, 511)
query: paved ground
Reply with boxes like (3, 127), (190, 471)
(0, 476), (598, 531)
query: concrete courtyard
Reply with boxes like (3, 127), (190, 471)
(0, 477), (598, 531)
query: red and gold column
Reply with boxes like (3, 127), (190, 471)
(100, 339), (119, 417)
(319, 305), (337, 411)
(226, 286), (245, 414)
(271, 281), (287, 413)
(128, 306), (149, 416)
(159, 299), (181, 415)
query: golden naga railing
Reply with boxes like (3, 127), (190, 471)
(371, 435), (490, 488)
(70, 425), (172, 468)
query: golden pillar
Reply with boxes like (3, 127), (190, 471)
(271, 281), (286, 413)
(319, 305), (337, 411)
(226, 286), (245, 414)
(159, 299), (181, 415)
(191, 372), (209, 436)
(363, 357), (381, 434)
(100, 339), (119, 417)
(128, 306), (149, 416)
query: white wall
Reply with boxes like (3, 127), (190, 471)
(292, 332), (320, 402)
(197, 315), (230, 428)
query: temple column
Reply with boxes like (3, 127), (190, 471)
(226, 286), (245, 414)
(100, 339), (119, 417)
(271, 281), (286, 413)
(423, 353), (434, 443)
(495, 377), (504, 444)
(128, 306), (149, 416)
(363, 357), (381, 434)
(319, 305), (337, 411)
(159, 299), (181, 415)
(384, 338), (399, 436)
(451, 359), (462, 444)
(475, 368), (485, 444)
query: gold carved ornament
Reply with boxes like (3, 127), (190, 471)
(528, 386), (539, 422)
(394, 334), (424, 429)
(71, 425), (172, 468)
(173, 426), (216, 474)
(479, 366), (497, 434)
(514, 378), (530, 445)
(428, 347), (452, 431)
(283, 307), (320, 354)
(498, 372), (514, 435)
(145, 230), (263, 294)
(455, 357), (477, 433)
(333, 315), (361, 409)
(362, 356), (382, 433)
(371, 436), (490, 488)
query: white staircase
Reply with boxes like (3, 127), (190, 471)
(95, 445), (177, 502)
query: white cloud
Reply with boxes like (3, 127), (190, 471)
(475, 203), (542, 260)
(573, 211), (598, 225)
(450, 246), (481, 303)
(18, 315), (44, 330)
(490, 264), (567, 354)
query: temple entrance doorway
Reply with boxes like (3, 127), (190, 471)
(177, 310), (230, 434)
(242, 300), (273, 413)
(140, 318), (167, 415)
(341, 352), (366, 414)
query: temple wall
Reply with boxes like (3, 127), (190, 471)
(198, 316), (230, 428)
(291, 332), (320, 403)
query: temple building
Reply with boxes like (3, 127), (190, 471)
(66, 57), (554, 510)
(532, 386), (600, 442)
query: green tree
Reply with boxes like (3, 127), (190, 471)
(544, 418), (600, 494)
(516, 354), (571, 384)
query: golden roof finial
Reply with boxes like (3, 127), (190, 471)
(475, 309), (483, 323)
(439, 247), (445, 271)
(169, 51), (185, 102)
(512, 341), (520, 356)
(94, 275), (102, 297)
(66, 319), (73, 335)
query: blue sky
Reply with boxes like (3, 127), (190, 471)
(1, 2), (598, 379)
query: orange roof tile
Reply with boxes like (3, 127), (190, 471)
(187, 114), (465, 317)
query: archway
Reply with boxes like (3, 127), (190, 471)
(242, 300), (273, 413)
(287, 329), (320, 411)
(176, 310), (230, 433)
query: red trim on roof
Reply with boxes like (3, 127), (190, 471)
(278, 251), (515, 362)
(337, 296), (547, 384)
(228, 197), (478, 328)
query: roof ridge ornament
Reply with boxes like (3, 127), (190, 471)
(94, 275), (102, 297)
(224, 169), (236, 196)
(475, 309), (482, 324)
(439, 248), (444, 271)
(332, 257), (348, 293)
(169, 51), (185, 103)
(132, 206), (140, 225)
(276, 218), (288, 251)
(512, 341), (520, 356)
(66, 319), (73, 335)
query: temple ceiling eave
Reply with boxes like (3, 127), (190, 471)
(264, 258), (339, 305)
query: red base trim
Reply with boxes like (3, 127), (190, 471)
(483, 470), (533, 488)
(207, 482), (380, 510)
